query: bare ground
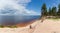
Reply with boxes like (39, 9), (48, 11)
(0, 19), (60, 33)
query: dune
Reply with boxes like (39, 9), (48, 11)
(0, 19), (60, 33)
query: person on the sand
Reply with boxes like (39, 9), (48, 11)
(30, 25), (32, 29)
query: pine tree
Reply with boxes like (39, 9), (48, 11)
(48, 7), (52, 16)
(57, 4), (60, 16)
(51, 7), (57, 16)
(41, 3), (47, 16)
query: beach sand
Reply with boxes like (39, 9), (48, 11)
(0, 19), (60, 33)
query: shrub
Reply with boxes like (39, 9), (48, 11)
(0, 25), (4, 28)
(7, 25), (17, 28)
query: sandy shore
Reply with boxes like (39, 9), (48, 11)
(1, 19), (60, 33)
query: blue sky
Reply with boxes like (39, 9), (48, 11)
(0, 0), (40, 15)
(0, 0), (60, 15)
(27, 0), (60, 13)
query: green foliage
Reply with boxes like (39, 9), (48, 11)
(48, 7), (57, 16)
(7, 25), (17, 28)
(0, 25), (17, 28)
(0, 25), (4, 28)
(48, 7), (52, 16)
(41, 3), (60, 17)
(57, 4), (60, 16)
(41, 3), (47, 16)
(51, 7), (57, 16)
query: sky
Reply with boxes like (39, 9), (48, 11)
(0, 0), (60, 15)
(27, 0), (60, 14)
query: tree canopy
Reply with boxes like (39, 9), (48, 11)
(41, 3), (47, 16)
(41, 3), (60, 17)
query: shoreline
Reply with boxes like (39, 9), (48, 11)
(16, 19), (39, 27)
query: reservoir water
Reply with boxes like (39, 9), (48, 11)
(0, 15), (40, 26)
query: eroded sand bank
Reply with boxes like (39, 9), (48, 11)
(0, 19), (60, 33)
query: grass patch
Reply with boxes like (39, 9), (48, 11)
(47, 18), (60, 20)
(6, 25), (17, 28)
(0, 25), (17, 28)
(0, 25), (4, 28)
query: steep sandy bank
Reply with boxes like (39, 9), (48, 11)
(1, 19), (60, 33)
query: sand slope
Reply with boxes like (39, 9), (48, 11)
(0, 19), (60, 33)
(33, 19), (60, 33)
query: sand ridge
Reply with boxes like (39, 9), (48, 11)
(0, 19), (60, 33)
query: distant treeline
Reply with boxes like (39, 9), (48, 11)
(41, 3), (60, 17)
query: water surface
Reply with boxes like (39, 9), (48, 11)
(0, 15), (40, 26)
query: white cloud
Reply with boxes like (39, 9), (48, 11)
(0, 0), (40, 15)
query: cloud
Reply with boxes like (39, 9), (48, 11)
(0, 0), (40, 15)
